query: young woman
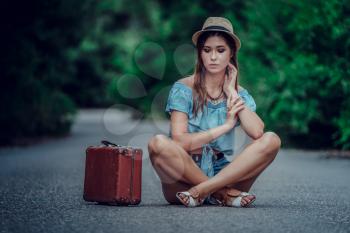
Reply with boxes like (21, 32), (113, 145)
(148, 17), (281, 207)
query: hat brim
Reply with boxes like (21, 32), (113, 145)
(192, 29), (241, 50)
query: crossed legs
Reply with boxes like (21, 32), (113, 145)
(148, 132), (281, 205)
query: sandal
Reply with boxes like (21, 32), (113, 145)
(175, 187), (205, 207)
(210, 188), (256, 207)
(224, 188), (256, 207)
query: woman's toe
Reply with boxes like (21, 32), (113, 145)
(248, 195), (256, 203)
(243, 196), (253, 205)
(179, 193), (190, 204)
(178, 193), (185, 202)
(242, 196), (255, 206)
(184, 196), (189, 204)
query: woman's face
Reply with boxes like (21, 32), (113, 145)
(201, 35), (232, 74)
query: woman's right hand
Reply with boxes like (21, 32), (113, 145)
(223, 63), (238, 97)
(224, 93), (245, 129)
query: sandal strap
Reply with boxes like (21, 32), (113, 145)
(232, 196), (243, 207)
(176, 188), (204, 207)
(224, 189), (256, 207)
(240, 192), (256, 198)
(225, 188), (241, 197)
(182, 192), (198, 207)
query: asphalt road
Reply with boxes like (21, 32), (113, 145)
(1, 109), (349, 233)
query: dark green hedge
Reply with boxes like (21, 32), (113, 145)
(1, 0), (349, 149)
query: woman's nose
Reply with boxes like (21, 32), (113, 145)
(211, 51), (217, 60)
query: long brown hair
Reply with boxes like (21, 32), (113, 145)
(192, 31), (239, 118)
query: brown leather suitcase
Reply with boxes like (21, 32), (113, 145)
(83, 140), (142, 205)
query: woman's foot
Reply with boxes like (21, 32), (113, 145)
(176, 187), (206, 207)
(211, 187), (256, 207)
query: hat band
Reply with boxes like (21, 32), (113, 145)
(203, 25), (231, 33)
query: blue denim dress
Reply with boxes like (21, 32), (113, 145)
(165, 81), (256, 178)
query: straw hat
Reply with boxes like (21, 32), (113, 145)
(192, 17), (241, 50)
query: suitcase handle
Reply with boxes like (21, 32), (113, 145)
(101, 140), (122, 147)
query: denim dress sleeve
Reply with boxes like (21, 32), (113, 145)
(239, 88), (256, 112)
(165, 82), (192, 116)
(235, 88), (257, 127)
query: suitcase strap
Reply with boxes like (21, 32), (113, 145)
(130, 149), (135, 200)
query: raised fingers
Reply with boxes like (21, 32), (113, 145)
(233, 98), (244, 108)
(229, 103), (245, 116)
(228, 96), (242, 110)
(227, 97), (245, 116)
(232, 96), (241, 104)
(226, 94), (232, 109)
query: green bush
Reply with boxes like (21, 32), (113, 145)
(2, 0), (349, 149)
(0, 0), (98, 145)
(85, 0), (350, 149)
(240, 0), (350, 149)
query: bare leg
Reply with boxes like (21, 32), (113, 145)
(148, 132), (280, 205)
(225, 141), (277, 193)
(148, 134), (208, 185)
(192, 132), (281, 199)
(208, 139), (277, 206)
(148, 134), (250, 204)
(148, 134), (208, 204)
(223, 152), (276, 205)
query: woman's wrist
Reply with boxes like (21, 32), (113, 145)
(222, 122), (234, 131)
(225, 89), (238, 97)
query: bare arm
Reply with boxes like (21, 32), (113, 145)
(170, 96), (244, 153)
(224, 63), (265, 140)
(237, 107), (265, 139)
(170, 111), (231, 153)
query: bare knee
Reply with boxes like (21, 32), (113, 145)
(257, 131), (281, 157)
(148, 134), (169, 156)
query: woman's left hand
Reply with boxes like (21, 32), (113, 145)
(225, 94), (245, 128)
(223, 63), (238, 98)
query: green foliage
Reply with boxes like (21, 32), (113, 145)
(0, 0), (97, 145)
(240, 0), (350, 149)
(1, 0), (349, 149)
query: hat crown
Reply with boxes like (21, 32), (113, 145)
(202, 17), (233, 33)
(191, 16), (241, 50)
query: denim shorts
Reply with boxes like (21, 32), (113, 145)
(191, 155), (230, 176)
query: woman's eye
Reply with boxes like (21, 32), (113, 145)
(218, 49), (225, 53)
(203, 49), (210, 53)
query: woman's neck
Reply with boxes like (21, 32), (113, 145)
(204, 70), (225, 92)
